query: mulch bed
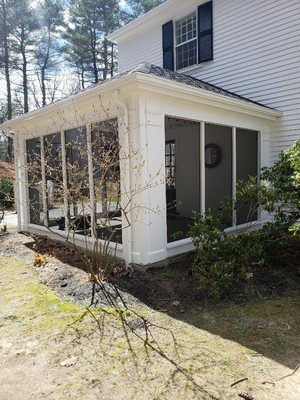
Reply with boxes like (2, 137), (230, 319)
(24, 233), (300, 313)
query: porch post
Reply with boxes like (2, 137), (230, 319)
(13, 134), (21, 232)
(86, 122), (96, 238)
(200, 121), (205, 214)
(232, 127), (237, 227)
(60, 130), (69, 228)
(40, 136), (48, 227)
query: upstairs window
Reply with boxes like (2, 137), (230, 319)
(162, 1), (213, 71)
(175, 13), (197, 70)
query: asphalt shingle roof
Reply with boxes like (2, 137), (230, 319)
(128, 63), (273, 109)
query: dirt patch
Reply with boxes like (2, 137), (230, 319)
(0, 161), (14, 179)
(1, 232), (300, 315)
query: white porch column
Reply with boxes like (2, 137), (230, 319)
(232, 127), (237, 227)
(200, 121), (205, 214)
(128, 93), (167, 265)
(18, 137), (30, 229)
(13, 134), (21, 232)
(60, 129), (69, 227)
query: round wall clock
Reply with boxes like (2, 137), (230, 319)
(205, 143), (222, 168)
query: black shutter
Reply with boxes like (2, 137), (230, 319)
(162, 20), (174, 71)
(198, 1), (213, 63)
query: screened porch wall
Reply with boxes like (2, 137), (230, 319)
(165, 116), (259, 243)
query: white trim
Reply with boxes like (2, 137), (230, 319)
(86, 122), (96, 238)
(60, 130), (69, 227)
(25, 223), (124, 250)
(40, 136), (48, 227)
(200, 121), (205, 214)
(232, 127), (237, 227)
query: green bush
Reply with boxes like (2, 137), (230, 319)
(0, 177), (14, 209)
(190, 141), (300, 301)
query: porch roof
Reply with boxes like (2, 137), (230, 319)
(0, 63), (281, 135)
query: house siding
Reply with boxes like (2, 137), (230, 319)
(116, 0), (300, 162)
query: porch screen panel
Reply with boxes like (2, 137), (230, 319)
(92, 119), (122, 244)
(165, 117), (200, 242)
(205, 123), (232, 225)
(236, 129), (258, 225)
(44, 132), (64, 229)
(65, 126), (90, 233)
(26, 138), (43, 225)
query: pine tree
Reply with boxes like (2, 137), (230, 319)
(0, 0), (14, 120)
(9, 0), (39, 113)
(35, 0), (65, 106)
(126, 0), (166, 18)
(64, 0), (122, 86)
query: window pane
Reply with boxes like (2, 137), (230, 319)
(205, 124), (232, 226)
(44, 133), (64, 229)
(236, 129), (258, 225)
(92, 119), (122, 244)
(165, 117), (200, 242)
(175, 13), (197, 45)
(65, 126), (90, 233)
(176, 39), (197, 70)
(27, 138), (43, 225)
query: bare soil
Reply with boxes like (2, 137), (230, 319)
(0, 232), (300, 400)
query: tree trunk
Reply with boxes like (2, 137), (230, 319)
(103, 37), (108, 80)
(1, 0), (12, 120)
(91, 26), (98, 83)
(21, 27), (29, 113)
(41, 66), (46, 106)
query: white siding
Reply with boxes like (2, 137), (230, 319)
(116, 0), (300, 161)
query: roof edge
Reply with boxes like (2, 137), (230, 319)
(107, 0), (174, 42)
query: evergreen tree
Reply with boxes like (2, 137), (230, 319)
(126, 0), (166, 18)
(10, 0), (39, 113)
(64, 0), (121, 85)
(35, 0), (65, 106)
(0, 0), (14, 120)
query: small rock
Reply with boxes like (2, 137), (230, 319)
(60, 357), (77, 367)
(60, 282), (68, 288)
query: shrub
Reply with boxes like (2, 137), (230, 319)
(190, 141), (300, 301)
(0, 176), (14, 209)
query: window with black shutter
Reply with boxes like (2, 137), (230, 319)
(162, 1), (213, 71)
(162, 20), (174, 70)
(198, 1), (213, 62)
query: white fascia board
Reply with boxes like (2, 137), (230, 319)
(107, 0), (175, 42)
(0, 74), (137, 135)
(134, 73), (282, 121)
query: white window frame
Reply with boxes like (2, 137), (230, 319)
(174, 11), (198, 71)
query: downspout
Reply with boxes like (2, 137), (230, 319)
(112, 89), (132, 266)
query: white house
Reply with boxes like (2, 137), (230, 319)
(1, 0), (299, 267)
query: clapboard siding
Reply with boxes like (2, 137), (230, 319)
(117, 0), (300, 161)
